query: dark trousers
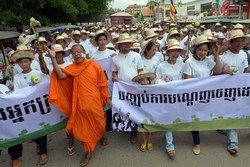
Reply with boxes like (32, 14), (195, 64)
(8, 144), (23, 160)
(33, 136), (47, 154)
(106, 108), (113, 130)
(4, 136), (47, 160)
(0, 144), (23, 160)
(192, 131), (200, 145)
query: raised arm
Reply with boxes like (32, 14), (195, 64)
(45, 46), (68, 79)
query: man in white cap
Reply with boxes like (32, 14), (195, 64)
(68, 30), (89, 55)
(213, 23), (222, 36)
(112, 33), (143, 144)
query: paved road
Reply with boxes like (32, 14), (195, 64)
(1, 129), (250, 167)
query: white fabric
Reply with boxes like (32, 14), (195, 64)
(14, 60), (41, 75)
(88, 44), (98, 58)
(68, 40), (89, 54)
(112, 74), (250, 131)
(58, 61), (72, 69)
(14, 70), (49, 90)
(181, 35), (196, 52)
(156, 60), (184, 82)
(156, 38), (166, 50)
(112, 51), (143, 82)
(154, 51), (165, 63)
(221, 50), (248, 73)
(0, 84), (10, 93)
(0, 80), (66, 142)
(92, 49), (116, 61)
(141, 56), (159, 73)
(184, 56), (215, 78)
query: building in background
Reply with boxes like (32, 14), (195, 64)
(125, 4), (141, 17)
(110, 12), (133, 25)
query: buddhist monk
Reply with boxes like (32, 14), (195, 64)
(47, 44), (111, 167)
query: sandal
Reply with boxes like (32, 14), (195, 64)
(140, 143), (147, 152)
(39, 154), (48, 166)
(192, 144), (201, 155)
(12, 158), (21, 167)
(167, 150), (176, 158)
(80, 153), (92, 167)
(67, 146), (75, 156)
(147, 143), (153, 151)
(228, 149), (238, 156)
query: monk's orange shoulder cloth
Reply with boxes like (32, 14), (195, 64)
(48, 60), (93, 116)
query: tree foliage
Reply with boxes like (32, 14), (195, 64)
(0, 0), (112, 26)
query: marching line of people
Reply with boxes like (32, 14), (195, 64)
(0, 21), (250, 166)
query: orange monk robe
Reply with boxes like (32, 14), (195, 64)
(49, 59), (110, 152)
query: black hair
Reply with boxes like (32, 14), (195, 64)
(144, 41), (156, 55)
(16, 25), (24, 34)
(16, 57), (32, 63)
(193, 43), (211, 60)
(95, 33), (108, 42)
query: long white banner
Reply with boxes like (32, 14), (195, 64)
(112, 74), (250, 132)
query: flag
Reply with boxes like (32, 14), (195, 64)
(220, 0), (230, 16)
(170, 0), (177, 22)
(170, 0), (177, 14)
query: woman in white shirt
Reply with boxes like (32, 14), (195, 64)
(140, 40), (160, 74)
(156, 39), (184, 158)
(183, 35), (222, 155)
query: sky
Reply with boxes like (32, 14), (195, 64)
(109, 0), (149, 10)
(110, 0), (188, 10)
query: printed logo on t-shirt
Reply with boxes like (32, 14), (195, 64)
(131, 58), (136, 65)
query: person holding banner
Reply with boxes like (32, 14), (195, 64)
(132, 70), (156, 152)
(0, 85), (23, 167)
(156, 39), (184, 158)
(112, 33), (143, 144)
(220, 29), (250, 155)
(48, 44), (111, 167)
(91, 30), (116, 135)
(183, 35), (222, 155)
(10, 49), (50, 166)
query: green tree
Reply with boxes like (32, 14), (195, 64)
(0, 0), (111, 26)
(147, 0), (157, 20)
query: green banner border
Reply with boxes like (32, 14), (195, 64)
(0, 119), (67, 149)
(139, 117), (250, 132)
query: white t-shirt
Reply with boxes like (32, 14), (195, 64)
(141, 56), (159, 73)
(58, 61), (72, 69)
(184, 56), (215, 78)
(181, 35), (196, 52)
(156, 38), (166, 50)
(14, 70), (49, 90)
(68, 40), (89, 54)
(112, 51), (143, 82)
(92, 49), (116, 61)
(154, 51), (165, 63)
(88, 44), (98, 58)
(221, 50), (248, 73)
(156, 60), (184, 82)
(14, 60), (41, 75)
(0, 84), (10, 93)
